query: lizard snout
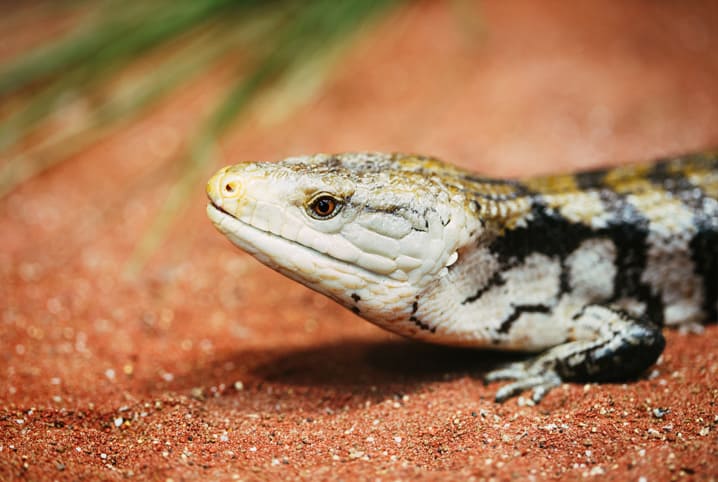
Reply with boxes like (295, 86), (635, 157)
(206, 166), (245, 209)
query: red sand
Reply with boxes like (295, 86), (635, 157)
(2, 2), (718, 480)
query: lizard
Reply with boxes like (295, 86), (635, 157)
(205, 151), (718, 403)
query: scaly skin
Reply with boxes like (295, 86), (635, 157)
(206, 152), (717, 402)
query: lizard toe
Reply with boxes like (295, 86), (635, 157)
(492, 370), (562, 403)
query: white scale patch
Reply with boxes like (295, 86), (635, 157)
(629, 192), (705, 326)
(417, 248), (569, 350)
(566, 238), (616, 300)
(552, 191), (613, 229)
(493, 253), (564, 350)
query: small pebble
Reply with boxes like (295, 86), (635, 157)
(652, 407), (669, 419)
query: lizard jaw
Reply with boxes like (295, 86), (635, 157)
(207, 203), (384, 298)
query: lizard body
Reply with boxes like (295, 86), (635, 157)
(206, 151), (717, 402)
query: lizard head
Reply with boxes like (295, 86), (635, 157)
(206, 152), (482, 328)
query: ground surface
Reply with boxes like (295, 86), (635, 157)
(2, 1), (718, 480)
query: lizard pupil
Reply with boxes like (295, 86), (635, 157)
(313, 197), (336, 217)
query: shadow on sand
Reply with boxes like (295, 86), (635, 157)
(156, 337), (531, 406)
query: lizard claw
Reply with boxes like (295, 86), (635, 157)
(486, 363), (562, 403)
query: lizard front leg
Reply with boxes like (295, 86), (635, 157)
(485, 305), (665, 403)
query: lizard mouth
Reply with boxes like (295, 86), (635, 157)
(205, 203), (393, 281)
(206, 202), (310, 269)
(207, 199), (235, 219)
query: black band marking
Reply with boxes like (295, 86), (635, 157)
(489, 201), (594, 266)
(497, 304), (551, 334)
(462, 271), (506, 305)
(690, 227), (718, 322)
(595, 189), (664, 324)
(409, 316), (436, 333)
(488, 193), (664, 325)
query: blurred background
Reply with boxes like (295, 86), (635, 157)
(2, 1), (717, 272)
(2, 2), (718, 479)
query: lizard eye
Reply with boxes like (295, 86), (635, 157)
(307, 193), (342, 219)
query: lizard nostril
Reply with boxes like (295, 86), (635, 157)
(220, 177), (243, 198)
(207, 168), (242, 204)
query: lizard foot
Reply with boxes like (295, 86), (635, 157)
(484, 304), (665, 403)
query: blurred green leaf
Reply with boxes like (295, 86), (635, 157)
(0, 0), (402, 274)
(128, 0), (399, 274)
